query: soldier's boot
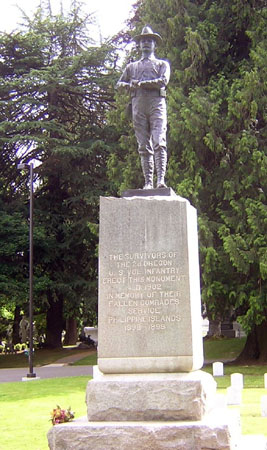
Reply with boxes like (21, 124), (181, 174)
(141, 154), (154, 189)
(155, 150), (167, 188)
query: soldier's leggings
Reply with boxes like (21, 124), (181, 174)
(132, 96), (167, 157)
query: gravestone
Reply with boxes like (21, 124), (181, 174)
(231, 373), (244, 389)
(227, 386), (242, 405)
(48, 190), (241, 449)
(227, 373), (243, 406)
(213, 361), (224, 377)
(221, 321), (236, 338)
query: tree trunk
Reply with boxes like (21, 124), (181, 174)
(12, 306), (21, 344)
(64, 317), (78, 346)
(236, 320), (267, 363)
(45, 291), (64, 348)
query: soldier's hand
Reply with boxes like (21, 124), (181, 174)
(130, 80), (139, 88)
(139, 80), (153, 87)
(116, 81), (130, 91)
(138, 81), (146, 87)
(138, 80), (162, 89)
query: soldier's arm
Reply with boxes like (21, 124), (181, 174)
(138, 60), (170, 89)
(116, 65), (138, 91)
(116, 65), (130, 90)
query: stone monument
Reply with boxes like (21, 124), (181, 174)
(47, 25), (254, 450)
(97, 193), (203, 374)
(19, 315), (29, 343)
(48, 190), (241, 450)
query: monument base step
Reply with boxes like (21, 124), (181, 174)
(86, 369), (217, 421)
(47, 408), (241, 450)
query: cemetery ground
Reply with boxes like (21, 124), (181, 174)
(0, 346), (95, 369)
(0, 338), (266, 449)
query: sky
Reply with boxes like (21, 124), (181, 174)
(0, 0), (135, 41)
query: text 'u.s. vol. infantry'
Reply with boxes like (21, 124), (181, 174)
(100, 251), (188, 332)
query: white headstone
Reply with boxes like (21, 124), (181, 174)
(261, 395), (267, 417)
(227, 386), (242, 405)
(231, 373), (244, 389)
(264, 373), (267, 389)
(213, 361), (224, 377)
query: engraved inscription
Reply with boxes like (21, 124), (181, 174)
(101, 251), (187, 332)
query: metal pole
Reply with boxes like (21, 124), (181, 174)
(27, 163), (36, 378)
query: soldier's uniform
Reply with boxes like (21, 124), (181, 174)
(116, 28), (170, 189)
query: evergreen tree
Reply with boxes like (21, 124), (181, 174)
(0, 2), (117, 347)
(109, 0), (267, 360)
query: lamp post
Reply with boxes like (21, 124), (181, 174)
(17, 163), (36, 378)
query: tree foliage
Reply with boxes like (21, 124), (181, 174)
(0, 2), (117, 346)
(109, 0), (267, 360)
(1, 0), (266, 359)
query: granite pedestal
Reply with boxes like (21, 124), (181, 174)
(98, 190), (203, 373)
(86, 369), (216, 422)
(48, 189), (242, 450)
(48, 410), (240, 450)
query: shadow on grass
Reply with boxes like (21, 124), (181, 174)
(203, 337), (246, 361)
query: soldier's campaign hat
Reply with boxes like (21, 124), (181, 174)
(133, 25), (162, 45)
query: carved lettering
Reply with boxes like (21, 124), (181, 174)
(102, 251), (186, 332)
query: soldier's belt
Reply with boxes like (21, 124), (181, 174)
(131, 88), (166, 98)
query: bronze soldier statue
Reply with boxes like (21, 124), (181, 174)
(116, 26), (170, 189)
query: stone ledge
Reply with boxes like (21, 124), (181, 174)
(47, 408), (240, 450)
(98, 354), (203, 374)
(122, 187), (177, 197)
(86, 370), (216, 421)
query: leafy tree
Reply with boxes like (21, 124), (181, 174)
(109, 0), (267, 360)
(0, 2), (117, 347)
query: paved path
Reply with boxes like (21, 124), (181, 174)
(0, 350), (94, 383)
(0, 365), (93, 383)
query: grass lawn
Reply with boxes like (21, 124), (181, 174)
(0, 370), (267, 449)
(203, 336), (246, 361)
(72, 352), (97, 366)
(230, 388), (267, 436)
(202, 363), (267, 436)
(0, 339), (266, 448)
(0, 376), (89, 450)
(203, 364), (267, 388)
(0, 347), (91, 369)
